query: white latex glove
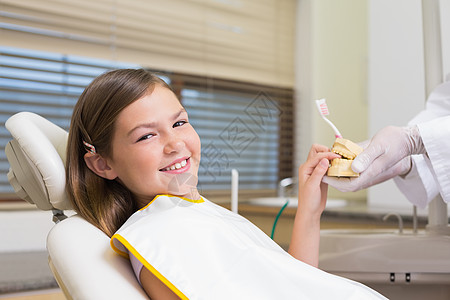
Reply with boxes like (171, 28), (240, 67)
(323, 125), (425, 192)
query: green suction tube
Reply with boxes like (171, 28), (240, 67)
(270, 198), (290, 239)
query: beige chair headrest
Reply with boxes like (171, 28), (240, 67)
(5, 112), (71, 210)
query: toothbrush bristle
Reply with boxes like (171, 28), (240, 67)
(319, 103), (329, 115)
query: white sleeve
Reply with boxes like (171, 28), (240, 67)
(393, 155), (440, 208)
(417, 116), (450, 204)
(393, 81), (450, 205)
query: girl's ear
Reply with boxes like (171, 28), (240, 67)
(84, 153), (118, 180)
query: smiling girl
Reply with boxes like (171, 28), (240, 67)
(66, 69), (386, 299)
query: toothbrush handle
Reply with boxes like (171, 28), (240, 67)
(322, 117), (342, 138)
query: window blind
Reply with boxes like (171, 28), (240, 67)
(169, 74), (294, 194)
(0, 0), (295, 87)
(0, 47), (293, 198)
(0, 47), (138, 196)
(0, 0), (296, 199)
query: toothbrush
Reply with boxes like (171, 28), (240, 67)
(315, 98), (343, 138)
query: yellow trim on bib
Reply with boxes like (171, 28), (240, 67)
(110, 234), (129, 258)
(140, 194), (205, 211)
(111, 234), (188, 300)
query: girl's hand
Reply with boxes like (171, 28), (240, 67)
(288, 144), (339, 267)
(297, 144), (340, 218)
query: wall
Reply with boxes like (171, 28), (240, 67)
(296, 0), (450, 211)
(442, 0), (450, 78)
(366, 0), (427, 211)
(0, 209), (55, 252)
(295, 0), (368, 201)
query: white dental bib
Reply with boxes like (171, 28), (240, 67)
(111, 195), (386, 300)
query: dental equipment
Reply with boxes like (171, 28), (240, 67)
(270, 177), (294, 239)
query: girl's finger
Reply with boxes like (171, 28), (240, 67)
(307, 144), (332, 159)
(300, 152), (340, 176)
(307, 158), (330, 186)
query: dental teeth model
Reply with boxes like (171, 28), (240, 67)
(327, 138), (363, 177)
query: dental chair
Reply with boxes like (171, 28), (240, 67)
(5, 112), (148, 299)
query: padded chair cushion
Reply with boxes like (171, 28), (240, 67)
(47, 215), (147, 299)
(5, 112), (71, 210)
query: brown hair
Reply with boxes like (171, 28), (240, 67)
(66, 69), (172, 237)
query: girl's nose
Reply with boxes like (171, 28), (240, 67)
(163, 134), (185, 154)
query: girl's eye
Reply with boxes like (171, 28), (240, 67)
(173, 120), (187, 128)
(137, 134), (154, 142)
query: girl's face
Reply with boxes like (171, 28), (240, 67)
(106, 85), (201, 205)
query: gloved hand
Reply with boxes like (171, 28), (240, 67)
(323, 125), (426, 192)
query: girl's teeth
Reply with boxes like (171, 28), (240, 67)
(164, 159), (187, 171)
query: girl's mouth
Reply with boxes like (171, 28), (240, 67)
(160, 158), (190, 172)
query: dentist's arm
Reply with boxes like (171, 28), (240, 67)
(323, 125), (425, 192)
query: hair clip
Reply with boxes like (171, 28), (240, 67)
(83, 140), (97, 154)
